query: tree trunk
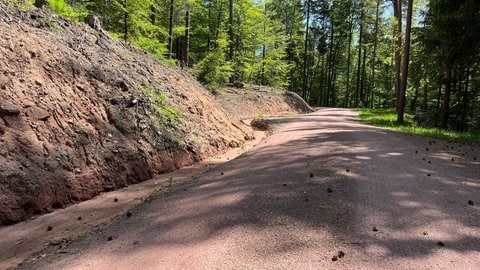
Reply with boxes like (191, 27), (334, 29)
(228, 0), (235, 83)
(371, 0), (381, 108)
(183, 9), (190, 68)
(123, 0), (128, 42)
(168, 0), (174, 59)
(422, 60), (429, 110)
(397, 0), (413, 123)
(393, 0), (402, 111)
(150, 3), (156, 25)
(261, 3), (267, 86)
(355, 9), (364, 107)
(442, 69), (452, 128)
(302, 0), (311, 100)
(344, 11), (354, 108)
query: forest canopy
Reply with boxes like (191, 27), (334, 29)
(7, 0), (480, 132)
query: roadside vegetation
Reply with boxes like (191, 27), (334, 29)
(359, 108), (480, 146)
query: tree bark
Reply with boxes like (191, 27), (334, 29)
(355, 9), (364, 107)
(393, 0), (402, 111)
(442, 69), (452, 128)
(370, 0), (381, 108)
(123, 0), (128, 42)
(168, 0), (175, 59)
(228, 0), (235, 83)
(344, 10), (354, 108)
(301, 0), (311, 100)
(183, 10), (190, 68)
(397, 0), (413, 123)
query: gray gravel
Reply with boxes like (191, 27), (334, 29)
(19, 108), (480, 270)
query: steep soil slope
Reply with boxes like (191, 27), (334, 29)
(0, 3), (254, 226)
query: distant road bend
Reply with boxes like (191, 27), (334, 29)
(21, 108), (480, 269)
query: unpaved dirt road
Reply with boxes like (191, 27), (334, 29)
(18, 108), (480, 269)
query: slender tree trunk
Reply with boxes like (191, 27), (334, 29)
(302, 0), (311, 100)
(460, 64), (471, 130)
(228, 0), (235, 83)
(442, 69), (452, 128)
(123, 0), (128, 42)
(422, 60), (429, 110)
(397, 0), (413, 123)
(361, 47), (367, 105)
(150, 3), (156, 25)
(183, 9), (190, 68)
(355, 9), (364, 107)
(344, 12), (354, 108)
(371, 0), (381, 108)
(261, 3), (267, 86)
(393, 0), (402, 110)
(167, 0), (174, 59)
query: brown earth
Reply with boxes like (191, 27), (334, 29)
(0, 1), (310, 228)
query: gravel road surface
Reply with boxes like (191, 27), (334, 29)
(19, 108), (480, 269)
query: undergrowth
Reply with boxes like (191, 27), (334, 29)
(359, 108), (480, 146)
(141, 85), (182, 126)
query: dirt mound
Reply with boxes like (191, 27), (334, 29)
(216, 85), (314, 120)
(0, 3), (254, 226)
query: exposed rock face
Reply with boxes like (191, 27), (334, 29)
(0, 3), (252, 226)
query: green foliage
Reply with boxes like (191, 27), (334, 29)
(193, 44), (233, 87)
(142, 85), (182, 126)
(47, 0), (88, 21)
(359, 109), (480, 145)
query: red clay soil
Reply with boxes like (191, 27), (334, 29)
(0, 2), (255, 226)
(17, 108), (480, 269)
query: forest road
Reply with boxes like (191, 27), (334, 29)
(19, 108), (480, 270)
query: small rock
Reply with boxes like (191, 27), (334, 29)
(107, 236), (113, 241)
(305, 198), (309, 202)
(338, 250), (345, 258)
(283, 183), (287, 187)
(47, 225), (53, 231)
(114, 197), (118, 202)
(56, 249), (70, 254)
(220, 172), (224, 175)
(49, 237), (63, 246)
(427, 174), (431, 177)
(310, 172), (314, 178)
(437, 241), (445, 247)
(332, 255), (338, 261)
(346, 169), (350, 172)
(468, 200), (474, 205)
(25, 106), (50, 121)
(126, 211), (132, 217)
(372, 226), (378, 232)
(34, 79), (44, 86)
(0, 102), (20, 116)
(423, 231), (428, 235)
(77, 216), (82, 221)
